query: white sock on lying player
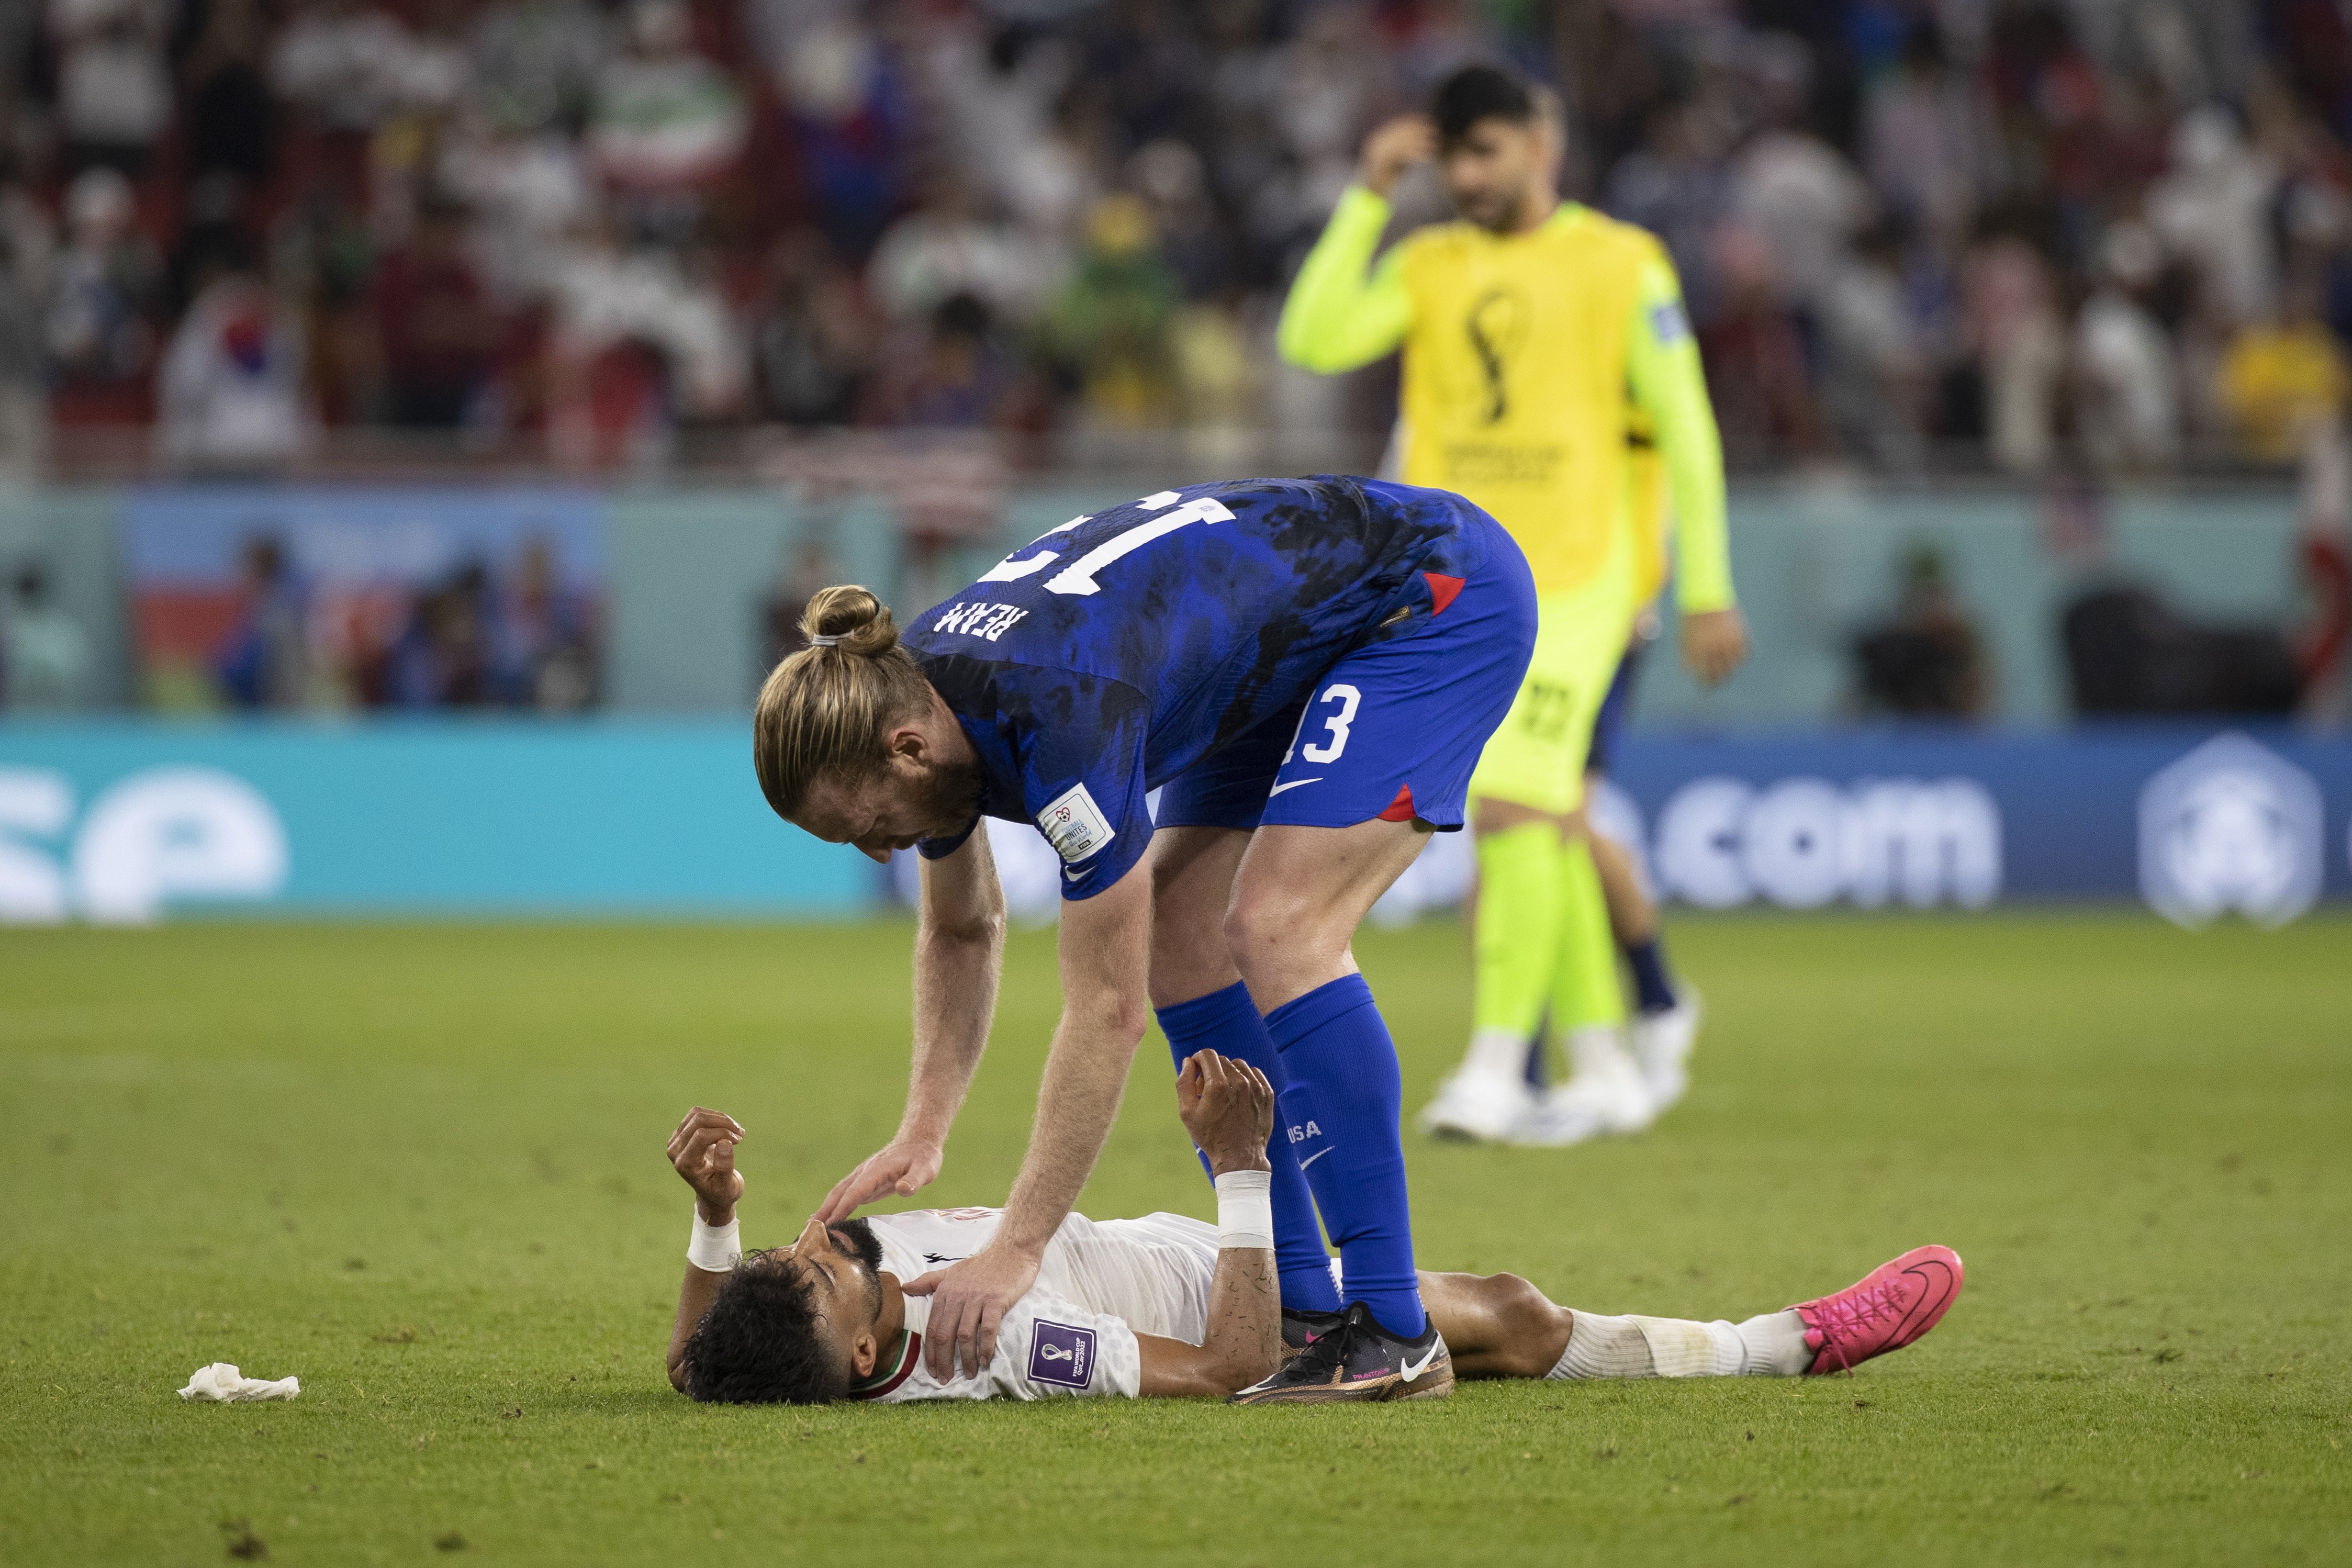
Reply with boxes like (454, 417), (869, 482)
(1547, 1309), (1812, 1379)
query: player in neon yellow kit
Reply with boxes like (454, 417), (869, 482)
(1279, 64), (1746, 1144)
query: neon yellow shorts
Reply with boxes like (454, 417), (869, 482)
(1468, 550), (1640, 817)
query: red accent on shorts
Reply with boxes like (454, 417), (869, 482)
(1377, 783), (1417, 822)
(1423, 573), (1465, 615)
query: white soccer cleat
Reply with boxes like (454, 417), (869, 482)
(1511, 1027), (1654, 1147)
(1416, 1064), (1537, 1142)
(1631, 990), (1702, 1114)
(1514, 1069), (1655, 1146)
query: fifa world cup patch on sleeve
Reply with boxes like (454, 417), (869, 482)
(1036, 782), (1115, 865)
(1649, 300), (1690, 344)
(1027, 1321), (1096, 1388)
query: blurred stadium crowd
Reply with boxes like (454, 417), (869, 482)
(0, 0), (2346, 476)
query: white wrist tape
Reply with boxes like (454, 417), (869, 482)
(1214, 1169), (1275, 1250)
(687, 1214), (741, 1272)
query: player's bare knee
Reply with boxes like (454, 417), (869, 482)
(1484, 1272), (1571, 1375)
(1481, 1271), (1542, 1312)
(1149, 859), (1247, 1006)
(1223, 886), (1344, 982)
(1148, 843), (1193, 904)
(1148, 924), (1233, 1009)
(1219, 890), (1273, 967)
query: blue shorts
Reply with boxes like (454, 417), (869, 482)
(1157, 509), (1537, 836)
(1585, 641), (1644, 779)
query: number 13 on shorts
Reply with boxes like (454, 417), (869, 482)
(1283, 683), (1361, 765)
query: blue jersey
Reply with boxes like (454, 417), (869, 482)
(907, 476), (1492, 897)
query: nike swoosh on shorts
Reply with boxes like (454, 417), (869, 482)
(1267, 778), (1322, 796)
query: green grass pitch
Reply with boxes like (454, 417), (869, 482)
(2, 913), (2347, 1565)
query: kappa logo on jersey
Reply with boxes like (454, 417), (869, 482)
(1036, 781), (1114, 865)
(1027, 1321), (1096, 1388)
(931, 601), (1030, 642)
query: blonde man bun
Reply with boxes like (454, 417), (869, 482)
(799, 584), (901, 656)
(753, 585), (933, 819)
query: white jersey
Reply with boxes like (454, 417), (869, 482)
(849, 1207), (1218, 1403)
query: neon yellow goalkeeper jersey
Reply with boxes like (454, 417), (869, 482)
(1279, 187), (1733, 611)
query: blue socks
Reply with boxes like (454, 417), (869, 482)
(1156, 982), (1340, 1315)
(1626, 937), (1678, 1015)
(1264, 974), (1427, 1340)
(1160, 974), (1432, 1341)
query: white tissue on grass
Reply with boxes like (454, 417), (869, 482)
(179, 1362), (300, 1402)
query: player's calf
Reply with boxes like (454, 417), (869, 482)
(1424, 1247), (1965, 1383)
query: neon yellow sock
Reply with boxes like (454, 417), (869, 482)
(1551, 835), (1627, 1032)
(1471, 822), (1563, 1038)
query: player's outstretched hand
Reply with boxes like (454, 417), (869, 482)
(1359, 113), (1436, 198)
(902, 1243), (1040, 1383)
(813, 1136), (943, 1225)
(1681, 606), (1751, 687)
(1175, 1049), (1274, 1177)
(667, 1106), (745, 1220)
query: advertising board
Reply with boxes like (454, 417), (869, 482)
(0, 720), (870, 921)
(2, 722), (2344, 926)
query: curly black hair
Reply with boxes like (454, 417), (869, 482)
(680, 1253), (854, 1405)
(1433, 63), (1536, 145)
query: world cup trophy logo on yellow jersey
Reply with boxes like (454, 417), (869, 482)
(1463, 285), (1528, 424)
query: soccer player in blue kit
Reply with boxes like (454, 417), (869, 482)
(752, 475), (1536, 1404)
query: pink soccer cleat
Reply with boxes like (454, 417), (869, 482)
(1789, 1245), (1965, 1375)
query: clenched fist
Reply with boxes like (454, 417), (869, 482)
(666, 1106), (745, 1223)
(1175, 1049), (1274, 1178)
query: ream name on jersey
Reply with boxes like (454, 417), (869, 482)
(931, 601), (1029, 642)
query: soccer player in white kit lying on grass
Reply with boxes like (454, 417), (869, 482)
(662, 1052), (1965, 1404)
